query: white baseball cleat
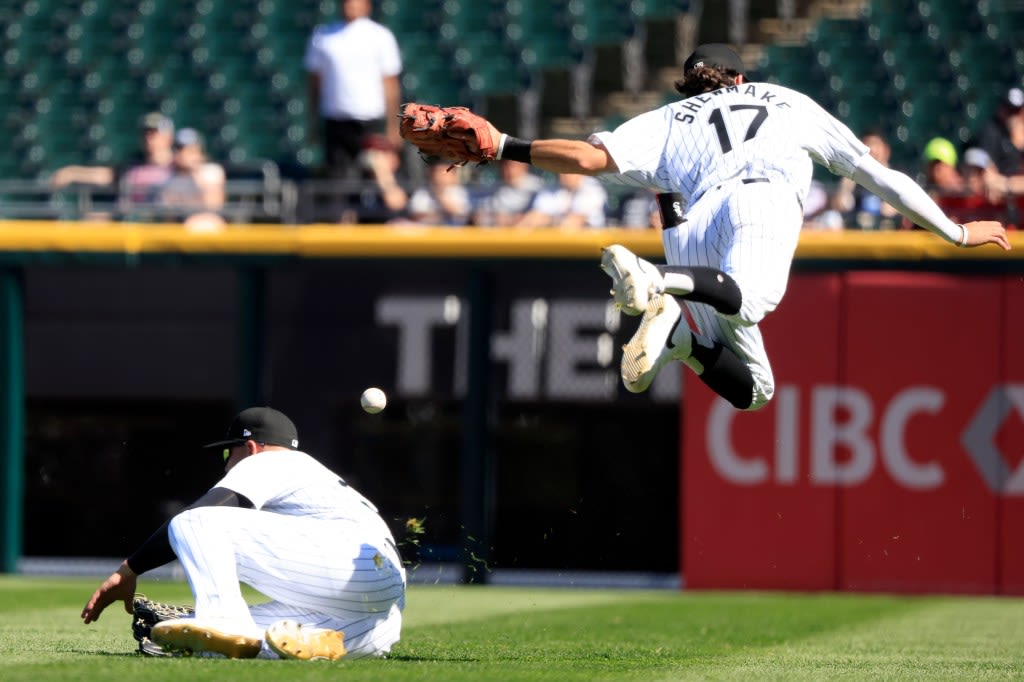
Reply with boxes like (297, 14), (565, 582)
(621, 293), (690, 393)
(265, 619), (347, 661)
(150, 617), (263, 659)
(600, 244), (664, 316)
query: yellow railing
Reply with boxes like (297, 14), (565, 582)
(0, 222), (1021, 261)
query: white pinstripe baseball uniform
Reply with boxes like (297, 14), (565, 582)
(590, 82), (869, 407)
(168, 449), (406, 659)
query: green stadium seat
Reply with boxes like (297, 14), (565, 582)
(401, 61), (468, 106)
(919, 0), (986, 46)
(809, 16), (870, 45)
(896, 85), (963, 148)
(438, 0), (503, 39)
(835, 88), (899, 137)
(982, 0), (1024, 39)
(881, 35), (954, 93)
(865, 0), (926, 44)
(760, 44), (830, 96)
(378, 0), (443, 36)
(818, 43), (888, 95)
(949, 36), (1019, 95)
(568, 0), (638, 47)
(632, 0), (691, 20)
(505, 0), (582, 71)
(456, 34), (531, 98)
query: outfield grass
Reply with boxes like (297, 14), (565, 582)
(1, 576), (1022, 680)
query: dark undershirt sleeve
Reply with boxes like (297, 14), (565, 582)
(124, 487), (253, 575)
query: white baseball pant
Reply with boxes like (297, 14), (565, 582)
(168, 506), (406, 658)
(661, 178), (803, 409)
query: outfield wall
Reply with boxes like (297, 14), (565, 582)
(0, 223), (1020, 585)
(682, 272), (1024, 595)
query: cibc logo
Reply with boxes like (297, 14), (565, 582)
(706, 384), (1024, 495)
(962, 384), (1024, 495)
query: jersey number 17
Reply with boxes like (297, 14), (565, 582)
(708, 104), (768, 154)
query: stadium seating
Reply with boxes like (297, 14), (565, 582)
(567, 0), (638, 47)
(0, 0), (1020, 209)
(632, 0), (691, 21)
(760, 44), (830, 96)
(982, 0), (1024, 39)
(504, 0), (582, 71)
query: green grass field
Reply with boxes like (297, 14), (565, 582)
(1, 576), (1022, 681)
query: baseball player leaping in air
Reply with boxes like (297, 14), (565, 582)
(82, 407), (406, 659)
(445, 43), (1011, 410)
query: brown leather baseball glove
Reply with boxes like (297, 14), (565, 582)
(399, 103), (498, 165)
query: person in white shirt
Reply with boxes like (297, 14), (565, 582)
(305, 0), (402, 179)
(435, 43), (1010, 411)
(81, 407), (406, 661)
(517, 173), (608, 229)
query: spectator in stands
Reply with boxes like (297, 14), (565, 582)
(361, 134), (408, 221)
(305, 0), (402, 180)
(931, 146), (1011, 227)
(831, 129), (901, 230)
(49, 112), (175, 216)
(617, 190), (660, 229)
(472, 161), (544, 227)
(157, 128), (227, 231)
(516, 173), (608, 229)
(801, 179), (844, 231)
(397, 161), (471, 226)
(922, 136), (964, 198)
(966, 86), (1024, 177)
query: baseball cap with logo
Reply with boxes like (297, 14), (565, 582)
(203, 406), (300, 449)
(141, 112), (174, 133)
(684, 43), (746, 75)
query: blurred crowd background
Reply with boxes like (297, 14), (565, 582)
(1, 0), (1023, 230)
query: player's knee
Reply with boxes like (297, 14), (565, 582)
(726, 291), (780, 326)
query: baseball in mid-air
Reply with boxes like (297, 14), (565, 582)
(360, 387), (387, 414)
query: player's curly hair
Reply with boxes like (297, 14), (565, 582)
(674, 65), (741, 98)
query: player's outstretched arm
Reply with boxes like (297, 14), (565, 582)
(465, 121), (616, 175)
(852, 156), (1011, 250)
(524, 139), (618, 175)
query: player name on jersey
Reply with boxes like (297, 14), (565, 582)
(672, 83), (793, 124)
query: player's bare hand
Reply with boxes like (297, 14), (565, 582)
(81, 561), (137, 624)
(962, 221), (1011, 250)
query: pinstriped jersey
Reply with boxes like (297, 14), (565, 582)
(216, 450), (392, 533)
(590, 82), (869, 212)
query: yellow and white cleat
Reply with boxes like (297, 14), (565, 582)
(151, 618), (263, 659)
(600, 244), (664, 316)
(620, 293), (689, 393)
(265, 619), (347, 661)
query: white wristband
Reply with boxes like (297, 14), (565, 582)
(958, 223), (969, 247)
(495, 133), (509, 161)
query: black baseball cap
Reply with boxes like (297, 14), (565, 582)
(684, 43), (745, 75)
(203, 406), (299, 450)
